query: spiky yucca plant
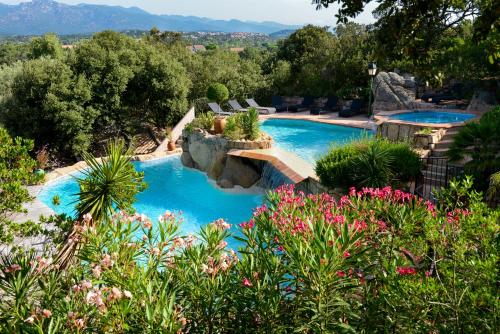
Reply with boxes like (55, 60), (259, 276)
(75, 140), (146, 222)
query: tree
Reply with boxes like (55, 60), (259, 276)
(207, 83), (229, 105)
(29, 33), (63, 59)
(71, 31), (141, 142)
(311, 0), (498, 81)
(126, 46), (191, 129)
(0, 128), (38, 244)
(1, 58), (97, 157)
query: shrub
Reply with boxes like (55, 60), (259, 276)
(0, 128), (41, 244)
(316, 137), (421, 189)
(448, 106), (500, 191)
(206, 83), (229, 105)
(0, 183), (498, 332)
(222, 108), (261, 140)
(187, 112), (215, 133)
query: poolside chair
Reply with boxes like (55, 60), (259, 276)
(245, 98), (276, 114)
(310, 96), (339, 115)
(297, 96), (315, 112)
(272, 96), (298, 113)
(208, 102), (233, 116)
(228, 99), (248, 112)
(339, 99), (364, 118)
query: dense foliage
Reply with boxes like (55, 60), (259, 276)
(0, 128), (39, 244)
(448, 106), (500, 191)
(1, 182), (497, 332)
(316, 137), (422, 189)
(223, 108), (261, 141)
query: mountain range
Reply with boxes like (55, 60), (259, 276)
(0, 0), (299, 36)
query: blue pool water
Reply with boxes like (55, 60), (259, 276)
(38, 157), (263, 246)
(389, 111), (475, 124)
(261, 119), (369, 163)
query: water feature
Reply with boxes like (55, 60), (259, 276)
(389, 111), (475, 124)
(259, 162), (292, 189)
(261, 119), (370, 164)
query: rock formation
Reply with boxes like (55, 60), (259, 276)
(373, 72), (418, 111)
(181, 129), (272, 189)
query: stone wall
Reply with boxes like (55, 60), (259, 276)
(181, 129), (273, 188)
(378, 121), (427, 141)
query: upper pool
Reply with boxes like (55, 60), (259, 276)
(389, 111), (475, 124)
(38, 156), (263, 246)
(261, 119), (369, 164)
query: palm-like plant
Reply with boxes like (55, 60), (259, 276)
(349, 140), (394, 187)
(75, 140), (147, 222)
(57, 140), (146, 268)
(448, 106), (500, 191)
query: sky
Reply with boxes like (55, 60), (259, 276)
(2, 0), (377, 26)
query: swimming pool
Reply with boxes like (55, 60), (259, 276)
(389, 111), (475, 124)
(261, 119), (369, 163)
(38, 157), (263, 246)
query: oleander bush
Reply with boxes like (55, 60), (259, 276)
(1, 181), (498, 333)
(316, 137), (422, 189)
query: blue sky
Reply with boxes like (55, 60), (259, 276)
(4, 0), (376, 25)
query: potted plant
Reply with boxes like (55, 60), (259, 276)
(166, 128), (176, 151)
(35, 145), (49, 179)
(207, 83), (229, 134)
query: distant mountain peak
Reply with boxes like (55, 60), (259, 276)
(0, 0), (299, 36)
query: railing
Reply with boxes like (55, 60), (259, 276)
(414, 157), (464, 202)
(155, 106), (195, 153)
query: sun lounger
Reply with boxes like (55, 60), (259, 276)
(339, 99), (364, 118)
(208, 102), (233, 116)
(297, 96), (315, 112)
(245, 98), (276, 114)
(228, 100), (248, 112)
(310, 96), (339, 115)
(272, 96), (299, 113)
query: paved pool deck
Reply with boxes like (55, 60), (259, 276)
(260, 111), (373, 129)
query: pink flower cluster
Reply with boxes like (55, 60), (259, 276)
(211, 218), (231, 231)
(396, 266), (417, 276)
(201, 250), (238, 277)
(446, 208), (471, 224)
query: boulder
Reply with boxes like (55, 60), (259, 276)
(218, 156), (260, 188)
(373, 72), (417, 111)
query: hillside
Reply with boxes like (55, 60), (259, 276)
(0, 0), (299, 35)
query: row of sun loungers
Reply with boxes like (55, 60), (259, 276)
(208, 97), (365, 118)
(272, 96), (365, 118)
(208, 99), (276, 115)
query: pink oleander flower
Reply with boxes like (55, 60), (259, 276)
(81, 280), (92, 290)
(5, 264), (21, 273)
(216, 240), (228, 250)
(124, 290), (133, 299)
(108, 287), (122, 301)
(336, 270), (346, 278)
(150, 247), (161, 256)
(396, 266), (417, 276)
(343, 251), (351, 258)
(24, 316), (35, 324)
(92, 265), (102, 279)
(143, 220), (153, 229)
(42, 309), (52, 318)
(239, 220), (255, 229)
(100, 254), (114, 268)
(75, 318), (85, 329)
(242, 277), (252, 287)
(82, 213), (92, 223)
(212, 218), (231, 231)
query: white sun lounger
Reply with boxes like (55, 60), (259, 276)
(245, 98), (276, 114)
